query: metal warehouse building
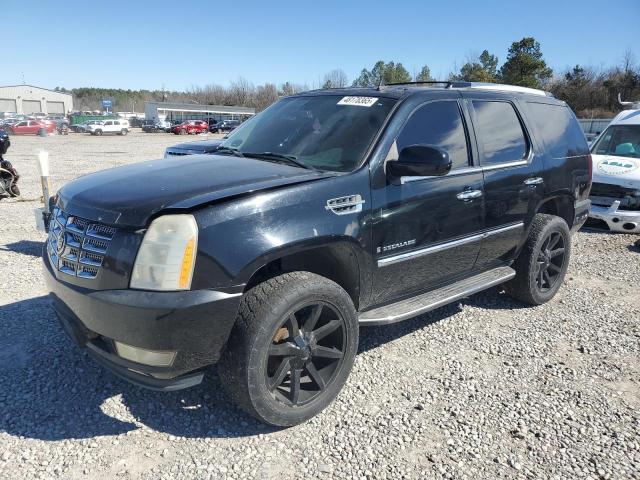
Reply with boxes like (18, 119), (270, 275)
(144, 101), (255, 123)
(0, 85), (73, 115)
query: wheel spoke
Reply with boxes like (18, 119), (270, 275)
(304, 304), (323, 332)
(312, 319), (341, 341)
(290, 368), (302, 404)
(538, 267), (544, 288)
(548, 262), (562, 273)
(269, 341), (299, 356)
(549, 247), (565, 258)
(288, 313), (300, 337)
(548, 233), (561, 250)
(543, 269), (552, 286)
(312, 345), (343, 359)
(269, 358), (291, 390)
(305, 361), (326, 389)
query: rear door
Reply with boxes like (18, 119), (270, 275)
(462, 93), (544, 270)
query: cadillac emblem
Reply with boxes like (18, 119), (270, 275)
(56, 230), (66, 255)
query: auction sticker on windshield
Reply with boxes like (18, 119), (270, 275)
(597, 157), (639, 176)
(337, 96), (379, 107)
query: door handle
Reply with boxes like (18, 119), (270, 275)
(524, 177), (543, 186)
(456, 189), (483, 201)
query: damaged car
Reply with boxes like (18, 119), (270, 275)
(588, 95), (640, 233)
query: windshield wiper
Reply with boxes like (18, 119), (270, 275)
(215, 146), (244, 157)
(242, 152), (318, 171)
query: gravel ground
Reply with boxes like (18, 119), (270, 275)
(0, 131), (639, 480)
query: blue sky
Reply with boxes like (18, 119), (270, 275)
(4, 0), (639, 91)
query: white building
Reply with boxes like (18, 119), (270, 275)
(0, 85), (73, 115)
(144, 101), (254, 123)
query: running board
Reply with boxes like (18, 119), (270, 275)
(358, 266), (516, 326)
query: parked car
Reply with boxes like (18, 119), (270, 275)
(164, 139), (223, 158)
(42, 83), (591, 426)
(5, 120), (55, 135)
(143, 120), (171, 133)
(85, 119), (129, 136)
(587, 96), (640, 233)
(211, 119), (240, 133)
(128, 117), (145, 128)
(71, 120), (103, 133)
(172, 120), (208, 135)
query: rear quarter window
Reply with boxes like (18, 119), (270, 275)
(526, 102), (588, 158)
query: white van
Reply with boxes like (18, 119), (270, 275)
(589, 96), (640, 233)
(86, 119), (130, 136)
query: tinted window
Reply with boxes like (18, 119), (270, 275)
(472, 101), (527, 165)
(397, 101), (470, 169)
(527, 102), (588, 158)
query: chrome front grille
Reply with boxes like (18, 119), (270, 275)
(47, 207), (116, 279)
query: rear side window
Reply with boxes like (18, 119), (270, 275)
(397, 101), (470, 170)
(527, 102), (588, 158)
(472, 101), (528, 165)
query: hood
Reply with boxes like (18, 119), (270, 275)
(57, 154), (331, 227)
(592, 154), (640, 189)
(168, 139), (223, 152)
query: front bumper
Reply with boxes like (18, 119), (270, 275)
(43, 254), (242, 390)
(589, 201), (640, 233)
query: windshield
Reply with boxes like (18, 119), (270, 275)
(219, 95), (396, 172)
(592, 125), (640, 158)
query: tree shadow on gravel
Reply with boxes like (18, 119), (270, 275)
(0, 240), (44, 258)
(0, 296), (274, 442)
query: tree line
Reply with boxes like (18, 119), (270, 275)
(57, 37), (640, 118)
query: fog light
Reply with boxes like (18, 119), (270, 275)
(114, 342), (177, 367)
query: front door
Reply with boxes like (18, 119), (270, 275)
(370, 99), (485, 305)
(462, 94), (544, 270)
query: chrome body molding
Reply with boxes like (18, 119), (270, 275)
(377, 222), (524, 267)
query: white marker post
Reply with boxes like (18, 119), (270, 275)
(35, 150), (51, 231)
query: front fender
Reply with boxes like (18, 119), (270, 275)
(190, 170), (374, 298)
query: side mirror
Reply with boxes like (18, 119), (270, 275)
(387, 145), (452, 178)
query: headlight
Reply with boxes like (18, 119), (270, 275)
(130, 214), (198, 291)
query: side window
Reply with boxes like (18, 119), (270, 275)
(472, 101), (527, 165)
(105, 121), (112, 126)
(397, 101), (470, 170)
(526, 102), (588, 158)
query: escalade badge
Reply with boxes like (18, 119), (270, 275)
(377, 239), (416, 253)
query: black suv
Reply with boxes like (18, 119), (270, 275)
(43, 83), (591, 426)
(211, 119), (240, 133)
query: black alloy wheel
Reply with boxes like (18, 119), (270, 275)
(535, 231), (566, 293)
(266, 302), (346, 406)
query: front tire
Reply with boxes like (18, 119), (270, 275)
(179, 129), (187, 135)
(120, 129), (128, 136)
(218, 272), (358, 426)
(504, 214), (571, 305)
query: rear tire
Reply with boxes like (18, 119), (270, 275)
(504, 214), (571, 305)
(218, 272), (358, 426)
(120, 129), (128, 136)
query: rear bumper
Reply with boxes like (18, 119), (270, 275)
(589, 201), (640, 233)
(43, 254), (242, 390)
(572, 199), (591, 232)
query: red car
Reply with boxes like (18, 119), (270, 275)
(6, 120), (56, 135)
(172, 120), (208, 135)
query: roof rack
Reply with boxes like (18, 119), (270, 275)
(384, 81), (552, 97)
